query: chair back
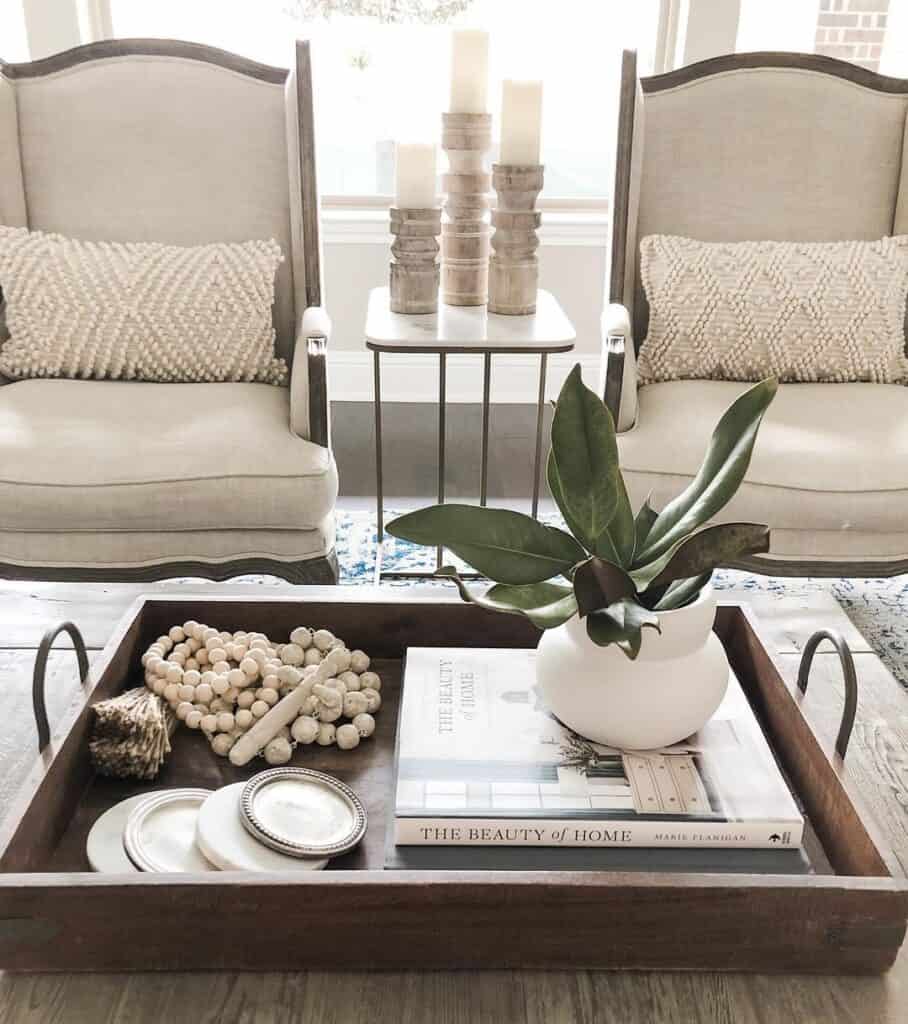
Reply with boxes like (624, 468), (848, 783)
(611, 50), (908, 344)
(0, 39), (322, 363)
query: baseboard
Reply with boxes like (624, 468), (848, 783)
(328, 351), (600, 403)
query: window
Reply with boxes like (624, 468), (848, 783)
(0, 0), (29, 62)
(736, 0), (908, 76)
(109, 0), (662, 202)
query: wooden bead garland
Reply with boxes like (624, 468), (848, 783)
(141, 621), (381, 765)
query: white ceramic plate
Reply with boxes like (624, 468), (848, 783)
(123, 789), (217, 873)
(86, 793), (152, 873)
(196, 783), (328, 872)
(240, 768), (367, 859)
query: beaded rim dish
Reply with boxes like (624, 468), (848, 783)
(123, 788), (216, 873)
(240, 768), (367, 859)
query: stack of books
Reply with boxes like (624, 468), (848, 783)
(386, 647), (808, 873)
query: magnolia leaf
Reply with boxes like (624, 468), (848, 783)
(633, 495), (659, 558)
(634, 523), (770, 591)
(594, 471), (635, 567)
(550, 365), (622, 549)
(586, 598), (661, 660)
(547, 450), (594, 553)
(653, 572), (712, 611)
(635, 379), (777, 564)
(573, 557), (637, 617)
(387, 504), (585, 585)
(437, 568), (578, 629)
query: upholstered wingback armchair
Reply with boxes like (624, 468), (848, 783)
(603, 51), (908, 576)
(0, 39), (338, 583)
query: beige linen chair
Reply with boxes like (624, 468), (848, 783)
(603, 50), (908, 576)
(0, 39), (338, 582)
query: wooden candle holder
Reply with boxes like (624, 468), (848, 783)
(441, 111), (492, 306)
(389, 207), (442, 314)
(488, 164), (544, 316)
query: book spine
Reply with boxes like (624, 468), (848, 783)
(394, 817), (803, 849)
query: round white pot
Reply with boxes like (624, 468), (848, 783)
(535, 586), (728, 750)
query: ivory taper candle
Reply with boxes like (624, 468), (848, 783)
(394, 142), (438, 208)
(499, 79), (543, 165)
(449, 28), (489, 114)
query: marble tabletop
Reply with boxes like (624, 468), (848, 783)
(365, 286), (576, 353)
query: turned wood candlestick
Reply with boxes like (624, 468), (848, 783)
(441, 111), (492, 306)
(488, 164), (544, 316)
(389, 207), (442, 314)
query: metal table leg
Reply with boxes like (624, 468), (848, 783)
(437, 352), (447, 569)
(479, 352), (491, 507)
(531, 352), (548, 519)
(373, 350), (384, 585)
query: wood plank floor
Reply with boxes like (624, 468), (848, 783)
(0, 580), (906, 1024)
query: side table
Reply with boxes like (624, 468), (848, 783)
(365, 286), (576, 580)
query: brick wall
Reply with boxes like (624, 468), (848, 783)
(815, 0), (890, 70)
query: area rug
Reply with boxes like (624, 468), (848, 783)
(333, 509), (908, 689)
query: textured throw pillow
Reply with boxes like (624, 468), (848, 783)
(0, 227), (288, 385)
(638, 234), (908, 385)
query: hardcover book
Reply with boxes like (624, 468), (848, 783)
(393, 648), (804, 849)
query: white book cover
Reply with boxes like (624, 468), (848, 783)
(393, 648), (804, 849)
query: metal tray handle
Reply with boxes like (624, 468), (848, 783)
(796, 628), (858, 760)
(32, 621), (89, 752)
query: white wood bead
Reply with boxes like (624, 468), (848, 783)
(250, 638), (270, 651)
(313, 629), (335, 653)
(264, 737), (293, 765)
(209, 698), (226, 713)
(235, 709), (254, 729)
(146, 657), (164, 676)
(195, 683), (214, 704)
(216, 712), (235, 733)
(173, 643), (190, 658)
(291, 716), (320, 744)
(163, 683), (180, 704)
(186, 637), (201, 654)
(152, 678), (167, 696)
(303, 648), (322, 667)
(175, 701), (193, 721)
(353, 712), (376, 738)
(207, 646), (227, 664)
(339, 670), (361, 692)
(248, 649), (268, 669)
(168, 626), (186, 643)
(330, 648), (353, 673)
(183, 669), (202, 688)
(313, 683), (341, 708)
(223, 669), (243, 690)
(316, 722), (337, 746)
(211, 733), (235, 757)
(278, 665), (303, 687)
(323, 678), (347, 696)
(251, 700), (269, 718)
(213, 660), (231, 675)
(317, 704), (342, 723)
(196, 649), (210, 666)
(223, 687), (240, 703)
(165, 664), (184, 684)
(350, 650), (370, 673)
(261, 673), (280, 692)
(182, 620), (199, 636)
(290, 626), (312, 649)
(211, 674), (229, 695)
(202, 628), (219, 644)
(177, 683), (196, 703)
(200, 714), (218, 733)
(299, 694), (319, 716)
(155, 660), (170, 678)
(240, 657), (260, 679)
(258, 687), (279, 706)
(237, 690), (255, 709)
(157, 635), (174, 651)
(362, 688), (382, 713)
(170, 652), (186, 667)
(336, 723), (360, 750)
(280, 643), (305, 666)
(185, 658), (200, 672)
(359, 671), (381, 692)
(343, 692), (369, 718)
(186, 710), (203, 729)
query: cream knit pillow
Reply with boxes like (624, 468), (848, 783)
(0, 227), (288, 385)
(638, 234), (908, 385)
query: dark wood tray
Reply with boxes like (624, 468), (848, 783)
(0, 592), (905, 973)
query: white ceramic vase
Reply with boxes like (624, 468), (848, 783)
(535, 586), (728, 750)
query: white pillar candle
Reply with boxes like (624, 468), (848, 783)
(449, 28), (489, 114)
(499, 79), (543, 165)
(394, 142), (438, 208)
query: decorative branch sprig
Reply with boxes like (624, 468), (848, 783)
(389, 366), (777, 659)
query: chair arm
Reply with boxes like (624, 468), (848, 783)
(599, 303), (638, 433)
(291, 306), (332, 447)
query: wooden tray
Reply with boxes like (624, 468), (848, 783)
(0, 592), (905, 973)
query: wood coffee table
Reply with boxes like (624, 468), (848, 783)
(0, 580), (906, 1020)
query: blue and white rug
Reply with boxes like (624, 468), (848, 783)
(334, 509), (908, 689)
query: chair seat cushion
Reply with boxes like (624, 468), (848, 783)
(0, 379), (337, 532)
(618, 381), (908, 533)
